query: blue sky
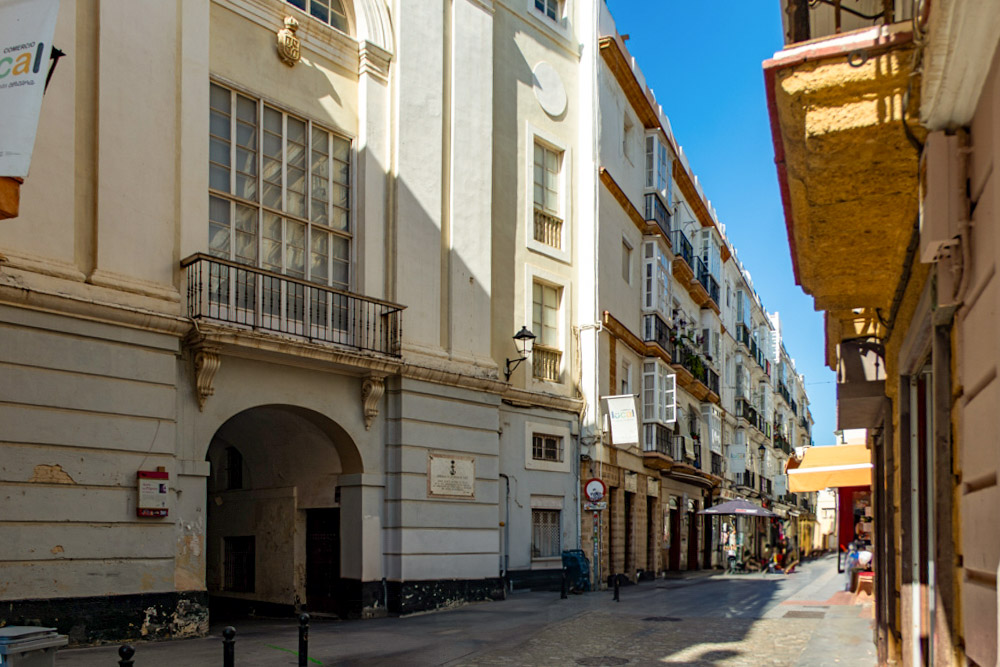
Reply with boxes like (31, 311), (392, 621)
(606, 0), (838, 445)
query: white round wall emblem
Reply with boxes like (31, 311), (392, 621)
(532, 61), (567, 117)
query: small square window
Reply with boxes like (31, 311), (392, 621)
(532, 434), (563, 462)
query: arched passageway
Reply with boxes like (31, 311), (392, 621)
(205, 405), (362, 618)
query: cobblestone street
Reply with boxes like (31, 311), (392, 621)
(59, 555), (875, 666)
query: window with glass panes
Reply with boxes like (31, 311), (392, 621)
(286, 0), (348, 33)
(533, 0), (560, 21)
(532, 281), (560, 348)
(533, 142), (560, 216)
(209, 83), (351, 289)
(531, 509), (561, 558)
(645, 135), (670, 199)
(642, 241), (670, 316)
(642, 360), (676, 424)
(532, 434), (563, 462)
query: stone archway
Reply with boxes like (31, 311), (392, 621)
(204, 404), (365, 618)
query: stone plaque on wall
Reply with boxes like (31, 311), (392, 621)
(427, 453), (475, 498)
(624, 471), (638, 493)
(647, 477), (659, 497)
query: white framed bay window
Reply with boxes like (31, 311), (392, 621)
(642, 240), (671, 317)
(642, 360), (676, 425)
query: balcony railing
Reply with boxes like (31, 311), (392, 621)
(182, 253), (403, 356)
(644, 422), (674, 457)
(672, 229), (694, 268)
(643, 192), (671, 238)
(532, 345), (562, 382)
(533, 208), (563, 249)
(705, 368), (719, 396)
(736, 397), (758, 428)
(643, 313), (671, 352)
(790, 399), (798, 416)
(736, 471), (756, 488)
(695, 259), (720, 306)
(784, 0), (904, 46)
(711, 453), (723, 477)
(735, 323), (751, 348)
(672, 434), (687, 462)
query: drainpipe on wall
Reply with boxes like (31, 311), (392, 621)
(498, 473), (510, 588)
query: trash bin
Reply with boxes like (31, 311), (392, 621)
(0, 627), (68, 667)
(561, 549), (591, 592)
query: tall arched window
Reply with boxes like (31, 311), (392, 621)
(286, 0), (349, 33)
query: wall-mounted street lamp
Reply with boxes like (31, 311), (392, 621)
(758, 442), (767, 458)
(504, 326), (536, 381)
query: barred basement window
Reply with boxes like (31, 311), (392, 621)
(223, 536), (255, 592)
(531, 509), (561, 558)
(532, 434), (563, 462)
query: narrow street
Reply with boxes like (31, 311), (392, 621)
(58, 555), (874, 666)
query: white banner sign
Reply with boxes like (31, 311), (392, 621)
(775, 474), (787, 497)
(727, 445), (746, 475)
(604, 394), (639, 447)
(0, 0), (60, 177)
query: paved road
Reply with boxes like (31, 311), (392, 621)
(57, 554), (875, 666)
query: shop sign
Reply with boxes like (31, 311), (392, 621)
(0, 0), (60, 178)
(603, 394), (639, 447)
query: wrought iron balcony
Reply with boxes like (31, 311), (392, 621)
(736, 471), (756, 488)
(533, 208), (563, 249)
(735, 323), (751, 348)
(643, 192), (671, 238)
(643, 422), (674, 458)
(736, 397), (758, 427)
(643, 313), (671, 353)
(783, 0), (905, 46)
(695, 259), (720, 306)
(705, 368), (719, 396)
(671, 229), (694, 268)
(182, 253), (403, 357)
(790, 399), (798, 416)
(711, 453), (723, 477)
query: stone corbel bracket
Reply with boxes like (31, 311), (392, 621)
(361, 374), (386, 430)
(193, 344), (223, 411)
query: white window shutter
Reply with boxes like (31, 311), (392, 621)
(664, 372), (676, 423)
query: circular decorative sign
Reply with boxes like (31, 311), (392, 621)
(532, 61), (567, 117)
(585, 478), (607, 502)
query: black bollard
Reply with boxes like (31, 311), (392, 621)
(560, 567), (568, 599)
(118, 644), (135, 667)
(222, 626), (236, 667)
(613, 573), (620, 602)
(298, 613), (310, 667)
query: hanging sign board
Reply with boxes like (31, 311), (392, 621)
(603, 394), (639, 447)
(0, 0), (61, 178)
(137, 470), (169, 517)
(727, 445), (746, 475)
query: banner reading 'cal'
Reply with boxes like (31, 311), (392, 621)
(0, 0), (60, 178)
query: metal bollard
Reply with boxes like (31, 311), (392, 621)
(222, 626), (236, 667)
(560, 567), (568, 599)
(613, 573), (620, 602)
(118, 644), (135, 667)
(298, 613), (310, 667)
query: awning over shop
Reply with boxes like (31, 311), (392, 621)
(785, 445), (872, 492)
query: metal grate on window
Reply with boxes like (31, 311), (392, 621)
(531, 509), (561, 558)
(224, 536), (255, 592)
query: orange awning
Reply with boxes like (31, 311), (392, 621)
(785, 444), (871, 492)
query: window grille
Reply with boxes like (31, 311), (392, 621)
(531, 509), (561, 558)
(532, 434), (563, 462)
